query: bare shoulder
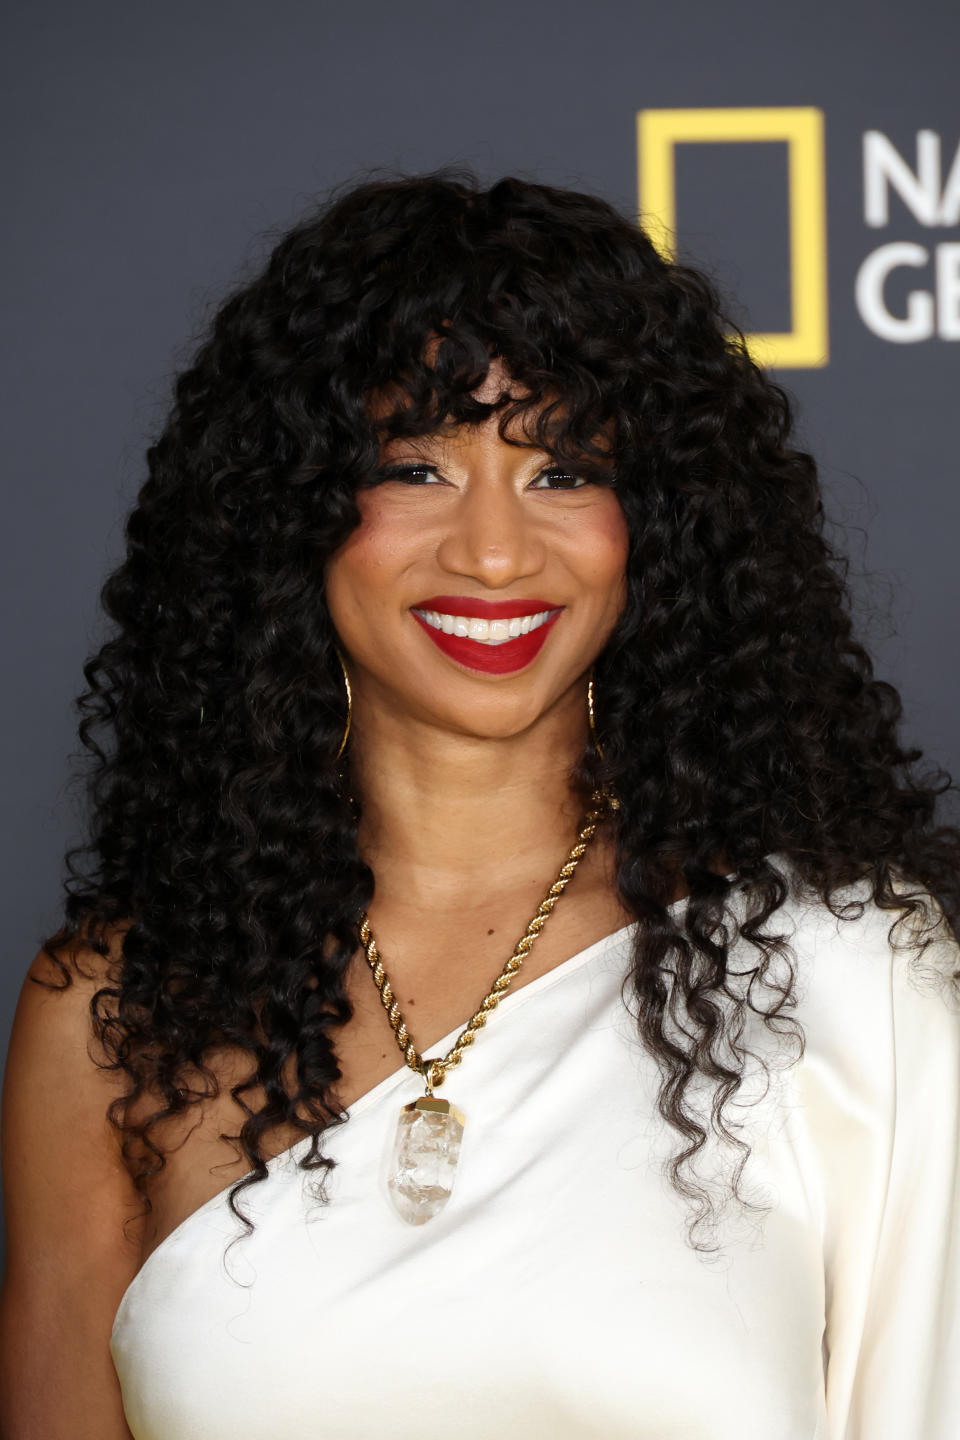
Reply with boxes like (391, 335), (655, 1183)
(0, 925), (141, 1439)
(3, 924), (135, 1167)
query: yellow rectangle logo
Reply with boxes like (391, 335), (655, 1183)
(637, 107), (828, 368)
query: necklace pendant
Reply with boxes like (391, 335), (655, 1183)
(386, 1095), (466, 1225)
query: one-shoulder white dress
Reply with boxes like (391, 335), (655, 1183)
(110, 866), (960, 1438)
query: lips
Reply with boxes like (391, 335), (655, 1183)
(410, 594), (564, 674)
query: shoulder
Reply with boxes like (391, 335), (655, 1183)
(746, 858), (960, 1110)
(1, 922), (144, 1272)
(722, 856), (960, 1092)
(0, 924), (145, 1435)
(5, 923), (133, 1102)
(746, 854), (959, 997)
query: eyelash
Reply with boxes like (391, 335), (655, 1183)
(374, 463), (598, 491)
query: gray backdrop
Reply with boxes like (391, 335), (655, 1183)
(2, 0), (957, 1266)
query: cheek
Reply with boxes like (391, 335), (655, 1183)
(324, 508), (384, 639)
(325, 494), (402, 606)
(324, 492), (434, 655)
(575, 495), (630, 602)
(333, 492), (402, 569)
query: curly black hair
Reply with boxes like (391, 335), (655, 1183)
(38, 166), (960, 1254)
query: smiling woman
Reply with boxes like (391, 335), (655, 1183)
(327, 369), (627, 713)
(2, 168), (959, 1439)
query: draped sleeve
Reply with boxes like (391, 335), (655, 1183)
(789, 881), (960, 1438)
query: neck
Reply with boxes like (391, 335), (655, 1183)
(346, 686), (601, 908)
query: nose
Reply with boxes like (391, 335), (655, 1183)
(434, 476), (547, 589)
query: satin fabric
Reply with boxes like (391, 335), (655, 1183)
(110, 865), (960, 1438)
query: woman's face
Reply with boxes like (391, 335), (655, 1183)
(324, 361), (630, 745)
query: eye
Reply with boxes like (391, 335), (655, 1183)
(374, 463), (443, 485)
(529, 466), (589, 491)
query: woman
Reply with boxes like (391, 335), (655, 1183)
(1, 169), (958, 1439)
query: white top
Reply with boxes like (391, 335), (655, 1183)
(110, 867), (960, 1438)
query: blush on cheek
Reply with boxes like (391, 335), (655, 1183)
(582, 498), (630, 579)
(602, 493), (631, 552)
(342, 488), (430, 566)
(590, 504), (629, 624)
(323, 488), (427, 650)
(328, 492), (397, 576)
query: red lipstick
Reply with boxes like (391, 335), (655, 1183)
(410, 595), (564, 675)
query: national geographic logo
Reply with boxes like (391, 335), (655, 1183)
(638, 108), (827, 369)
(858, 131), (960, 344)
(637, 107), (960, 369)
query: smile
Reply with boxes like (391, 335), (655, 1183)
(411, 607), (557, 645)
(409, 596), (564, 674)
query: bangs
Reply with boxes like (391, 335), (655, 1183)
(322, 182), (632, 472)
(361, 333), (618, 474)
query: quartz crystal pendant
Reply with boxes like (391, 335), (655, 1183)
(386, 1096), (466, 1225)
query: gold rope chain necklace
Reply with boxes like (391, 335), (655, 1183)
(357, 785), (612, 1225)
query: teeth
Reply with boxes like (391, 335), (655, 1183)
(415, 608), (557, 644)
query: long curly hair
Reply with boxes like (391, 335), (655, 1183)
(39, 167), (960, 1253)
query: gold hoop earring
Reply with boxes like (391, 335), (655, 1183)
(334, 647), (352, 761)
(587, 672), (603, 760)
(588, 671), (620, 812)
